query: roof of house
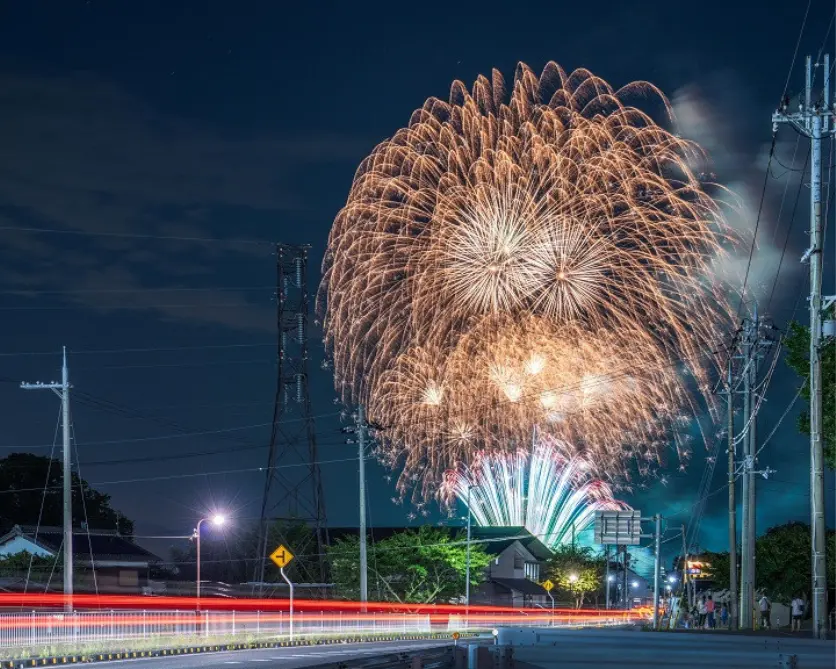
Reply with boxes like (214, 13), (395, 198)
(327, 526), (553, 560)
(491, 578), (549, 597)
(0, 526), (161, 564)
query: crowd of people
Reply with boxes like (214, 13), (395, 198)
(681, 592), (811, 631)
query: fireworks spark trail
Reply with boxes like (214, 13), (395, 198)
(442, 434), (627, 549)
(320, 62), (736, 498)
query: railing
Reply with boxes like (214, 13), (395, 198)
(447, 611), (637, 631)
(0, 611), (432, 650)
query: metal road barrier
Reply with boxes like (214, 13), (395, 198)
(0, 610), (432, 650)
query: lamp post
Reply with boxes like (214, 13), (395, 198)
(195, 514), (226, 609)
(465, 484), (477, 617)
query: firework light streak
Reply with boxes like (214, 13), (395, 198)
(319, 62), (735, 498)
(443, 435), (627, 549)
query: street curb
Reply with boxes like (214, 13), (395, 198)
(8, 632), (478, 667)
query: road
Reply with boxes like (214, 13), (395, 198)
(84, 639), (456, 669)
(508, 628), (836, 668)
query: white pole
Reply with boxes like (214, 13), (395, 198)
(809, 64), (827, 641)
(465, 484), (472, 618)
(740, 319), (752, 629)
(727, 356), (738, 631)
(357, 405), (368, 609)
(60, 348), (72, 613)
(196, 519), (203, 610)
(280, 567), (294, 641)
(20, 348), (73, 612)
(652, 515), (661, 630)
(773, 52), (830, 641)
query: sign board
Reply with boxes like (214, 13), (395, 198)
(593, 510), (642, 545)
(452, 632), (460, 640)
(269, 544), (294, 568)
(541, 579), (554, 592)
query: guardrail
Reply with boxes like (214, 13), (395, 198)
(0, 611), (431, 650)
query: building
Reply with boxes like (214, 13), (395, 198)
(0, 525), (161, 594)
(327, 525), (553, 607)
(468, 526), (552, 607)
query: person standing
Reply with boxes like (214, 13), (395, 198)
(720, 603), (729, 629)
(705, 595), (716, 629)
(758, 594), (771, 629)
(698, 596), (707, 629)
(791, 595), (805, 632)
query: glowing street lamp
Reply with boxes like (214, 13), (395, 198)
(569, 573), (579, 584)
(195, 514), (227, 608)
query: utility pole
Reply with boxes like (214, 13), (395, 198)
(652, 515), (662, 629)
(356, 405), (368, 609)
(726, 355), (738, 631)
(739, 318), (753, 629)
(21, 348), (72, 612)
(746, 306), (758, 625)
(773, 53), (831, 640)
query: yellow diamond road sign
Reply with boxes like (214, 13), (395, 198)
(269, 544), (294, 568)
(542, 579), (554, 592)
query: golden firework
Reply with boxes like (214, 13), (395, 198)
(319, 62), (735, 499)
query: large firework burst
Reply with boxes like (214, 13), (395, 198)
(320, 62), (734, 498)
(442, 435), (627, 549)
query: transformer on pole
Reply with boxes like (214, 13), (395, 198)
(256, 244), (328, 587)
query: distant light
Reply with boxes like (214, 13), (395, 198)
(491, 629), (499, 637)
(668, 576), (677, 583)
(632, 581), (639, 589)
(211, 514), (227, 526)
(569, 573), (578, 583)
(607, 575), (615, 582)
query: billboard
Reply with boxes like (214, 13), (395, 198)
(593, 509), (642, 545)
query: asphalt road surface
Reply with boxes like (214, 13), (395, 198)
(510, 628), (836, 668)
(88, 639), (455, 669)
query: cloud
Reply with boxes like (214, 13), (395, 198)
(0, 72), (368, 332)
(671, 72), (805, 318)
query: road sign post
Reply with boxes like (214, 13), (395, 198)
(542, 579), (555, 624)
(270, 545), (295, 641)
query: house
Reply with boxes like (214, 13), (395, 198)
(0, 525), (162, 594)
(468, 526), (552, 608)
(328, 525), (552, 607)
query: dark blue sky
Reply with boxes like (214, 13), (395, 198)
(0, 0), (832, 563)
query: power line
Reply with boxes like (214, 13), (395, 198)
(0, 342), (275, 358)
(0, 225), (272, 247)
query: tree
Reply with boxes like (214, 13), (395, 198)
(784, 321), (835, 469)
(701, 550), (731, 592)
(702, 523), (836, 605)
(546, 545), (603, 609)
(0, 453), (133, 535)
(328, 527), (491, 605)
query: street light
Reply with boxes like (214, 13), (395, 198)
(465, 484), (477, 617)
(569, 573), (579, 584)
(668, 575), (677, 584)
(195, 514), (227, 609)
(632, 580), (640, 589)
(607, 575), (615, 582)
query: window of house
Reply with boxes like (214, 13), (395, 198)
(513, 552), (524, 570)
(524, 562), (540, 582)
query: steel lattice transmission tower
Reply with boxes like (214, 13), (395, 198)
(256, 243), (328, 586)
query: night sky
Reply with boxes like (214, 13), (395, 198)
(0, 0), (833, 564)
